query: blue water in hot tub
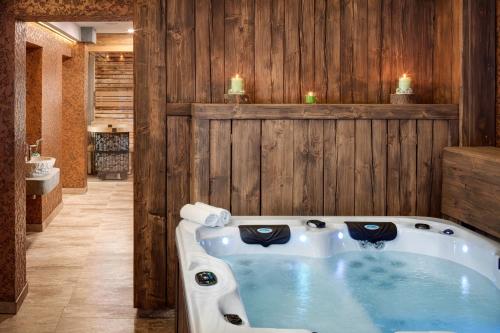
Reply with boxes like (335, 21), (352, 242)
(220, 251), (500, 333)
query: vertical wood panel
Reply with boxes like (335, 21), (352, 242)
(326, 0), (341, 103)
(367, 0), (382, 103)
(195, 0), (211, 102)
(416, 120), (433, 216)
(225, 0), (255, 100)
(190, 118), (210, 203)
(284, 0), (301, 103)
(271, 0), (285, 103)
(340, 0), (354, 103)
(399, 119), (417, 215)
(371, 119), (387, 215)
(209, 121), (231, 209)
(211, 0), (225, 103)
(293, 120), (324, 215)
(355, 120), (373, 215)
(336, 120), (355, 215)
(386, 120), (400, 215)
(448, 119), (459, 146)
(451, 0), (462, 104)
(416, 1), (434, 103)
(462, 0), (496, 146)
(166, 0), (195, 102)
(323, 120), (337, 215)
(261, 120), (294, 215)
(434, 0), (453, 103)
(380, 0), (393, 103)
(430, 120), (449, 217)
(255, 0), (272, 103)
(391, 0), (405, 94)
(300, 0), (315, 97)
(134, 0), (167, 310)
(352, 0), (368, 103)
(314, 0), (327, 101)
(166, 116), (190, 307)
(231, 120), (261, 215)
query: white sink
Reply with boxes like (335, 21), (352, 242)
(25, 156), (56, 178)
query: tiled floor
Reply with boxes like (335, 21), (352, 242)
(0, 179), (175, 333)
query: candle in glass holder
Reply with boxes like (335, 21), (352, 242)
(230, 74), (244, 94)
(398, 73), (412, 93)
(305, 91), (317, 104)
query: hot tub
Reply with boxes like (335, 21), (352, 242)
(176, 217), (500, 333)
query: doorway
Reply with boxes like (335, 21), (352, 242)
(1, 2), (169, 325)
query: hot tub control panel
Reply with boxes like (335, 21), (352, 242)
(195, 271), (217, 286)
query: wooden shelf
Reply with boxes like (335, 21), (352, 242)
(189, 103), (459, 120)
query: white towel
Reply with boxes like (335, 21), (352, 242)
(180, 204), (220, 227)
(195, 202), (231, 226)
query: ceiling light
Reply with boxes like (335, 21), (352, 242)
(36, 22), (78, 44)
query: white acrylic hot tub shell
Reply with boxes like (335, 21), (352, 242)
(176, 216), (500, 333)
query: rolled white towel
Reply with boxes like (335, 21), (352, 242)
(194, 202), (231, 226)
(180, 204), (220, 227)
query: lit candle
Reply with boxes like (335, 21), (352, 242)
(398, 73), (412, 93)
(304, 91), (317, 104)
(230, 74), (244, 94)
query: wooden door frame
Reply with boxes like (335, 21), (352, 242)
(2, 0), (168, 313)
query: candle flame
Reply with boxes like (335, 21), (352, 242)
(402, 73), (407, 78)
(307, 91), (315, 96)
(234, 74), (240, 79)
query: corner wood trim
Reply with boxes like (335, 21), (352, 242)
(0, 282), (28, 314)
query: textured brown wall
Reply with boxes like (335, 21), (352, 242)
(62, 43), (88, 189)
(14, 0), (133, 21)
(25, 23), (72, 224)
(26, 45), (42, 145)
(0, 3), (27, 306)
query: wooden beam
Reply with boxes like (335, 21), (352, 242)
(133, 0), (167, 310)
(461, 0), (496, 146)
(191, 104), (459, 120)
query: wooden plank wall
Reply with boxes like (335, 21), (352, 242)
(93, 52), (134, 151)
(167, 0), (461, 105)
(190, 109), (459, 218)
(94, 52), (133, 121)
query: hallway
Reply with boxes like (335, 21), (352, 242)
(0, 180), (174, 333)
